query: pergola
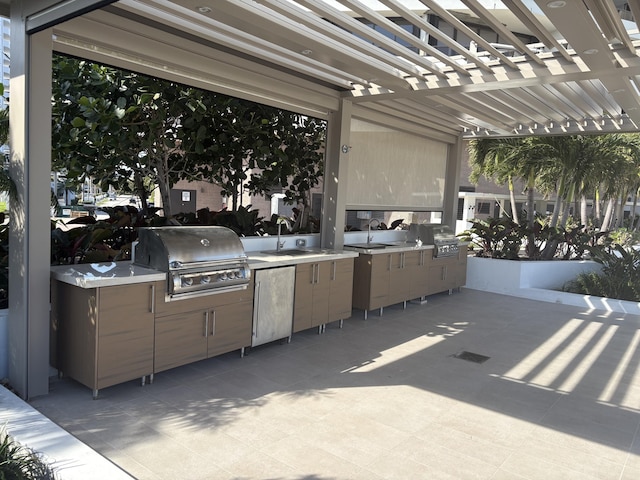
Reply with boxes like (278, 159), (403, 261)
(5, 0), (640, 398)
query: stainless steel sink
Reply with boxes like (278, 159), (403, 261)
(345, 243), (395, 249)
(261, 249), (315, 256)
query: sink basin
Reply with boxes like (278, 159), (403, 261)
(345, 243), (395, 249)
(261, 249), (315, 256)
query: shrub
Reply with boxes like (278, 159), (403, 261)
(0, 428), (56, 480)
(457, 215), (597, 260)
(563, 243), (640, 301)
(457, 217), (522, 259)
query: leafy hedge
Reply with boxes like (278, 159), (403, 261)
(0, 429), (56, 480)
(563, 244), (640, 301)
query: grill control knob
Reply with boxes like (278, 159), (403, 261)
(201, 275), (211, 284)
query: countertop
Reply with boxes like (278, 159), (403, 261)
(343, 242), (435, 255)
(51, 263), (166, 288)
(50, 248), (360, 288)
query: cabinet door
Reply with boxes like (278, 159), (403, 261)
(388, 251), (421, 305)
(411, 250), (431, 299)
(293, 263), (315, 332)
(293, 262), (331, 332)
(311, 262), (331, 328)
(329, 258), (354, 322)
(97, 283), (155, 390)
(426, 262), (447, 296)
(154, 310), (208, 373)
(207, 301), (253, 357)
(368, 254), (391, 310)
(454, 245), (468, 287)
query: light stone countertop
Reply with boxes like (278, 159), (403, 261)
(342, 242), (435, 255)
(50, 262), (166, 288)
(50, 248), (361, 288)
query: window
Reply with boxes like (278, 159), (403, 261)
(477, 202), (491, 215)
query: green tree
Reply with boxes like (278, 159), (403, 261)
(51, 55), (327, 224)
(52, 55), (223, 217)
(468, 137), (527, 223)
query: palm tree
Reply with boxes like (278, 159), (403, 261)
(468, 137), (528, 224)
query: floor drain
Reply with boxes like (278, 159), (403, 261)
(454, 351), (490, 364)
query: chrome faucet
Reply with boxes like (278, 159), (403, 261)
(367, 218), (380, 244)
(276, 218), (287, 252)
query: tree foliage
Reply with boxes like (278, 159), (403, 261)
(51, 54), (326, 223)
(468, 133), (640, 258)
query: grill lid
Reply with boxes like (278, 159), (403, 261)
(135, 226), (247, 271)
(409, 224), (460, 258)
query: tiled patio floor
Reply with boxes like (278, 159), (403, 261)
(31, 289), (640, 479)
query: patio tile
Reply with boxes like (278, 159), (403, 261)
(28, 290), (640, 480)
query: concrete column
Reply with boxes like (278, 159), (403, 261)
(443, 133), (463, 229)
(321, 99), (352, 250)
(9, 14), (53, 398)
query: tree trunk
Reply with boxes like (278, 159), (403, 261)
(594, 189), (601, 228)
(580, 195), (588, 229)
(133, 172), (149, 215)
(508, 176), (519, 223)
(613, 190), (627, 229)
(560, 200), (571, 227)
(600, 197), (615, 232)
(549, 194), (562, 228)
(525, 185), (536, 258)
(631, 188), (640, 231)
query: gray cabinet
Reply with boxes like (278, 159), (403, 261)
(154, 284), (254, 373)
(51, 280), (156, 398)
(293, 258), (354, 333)
(426, 245), (468, 295)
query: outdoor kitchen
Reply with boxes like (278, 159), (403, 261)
(49, 223), (465, 398)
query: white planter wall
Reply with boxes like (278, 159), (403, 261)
(465, 257), (602, 294)
(465, 257), (640, 315)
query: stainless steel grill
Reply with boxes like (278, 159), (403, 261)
(410, 224), (461, 258)
(134, 226), (250, 300)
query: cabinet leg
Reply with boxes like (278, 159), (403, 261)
(364, 310), (368, 320)
(318, 325), (322, 335)
(140, 376), (146, 387)
(379, 307), (384, 317)
(448, 288), (453, 295)
(92, 389), (99, 400)
(240, 347), (245, 358)
(149, 374), (154, 384)
(339, 319), (344, 329)
(403, 301), (407, 310)
(287, 335), (292, 344)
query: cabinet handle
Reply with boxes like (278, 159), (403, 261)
(388, 254), (391, 271)
(315, 263), (320, 284)
(149, 284), (155, 313)
(420, 251), (424, 266)
(332, 261), (336, 281)
(254, 282), (260, 338)
(401, 253), (405, 269)
(204, 311), (209, 337)
(211, 310), (216, 336)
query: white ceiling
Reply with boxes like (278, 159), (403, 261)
(49, 0), (640, 139)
